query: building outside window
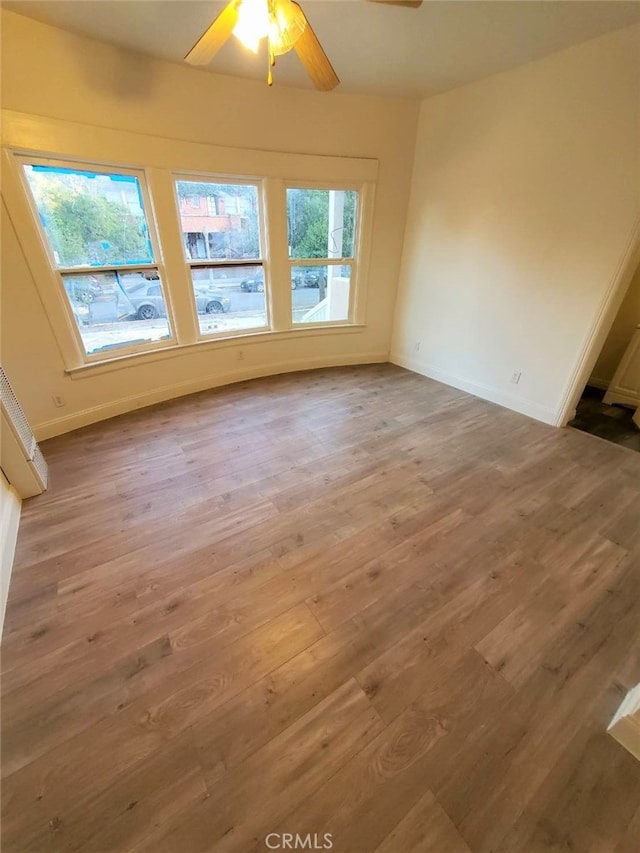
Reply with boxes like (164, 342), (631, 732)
(175, 178), (269, 336)
(13, 146), (368, 370)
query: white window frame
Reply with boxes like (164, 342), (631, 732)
(1, 110), (377, 376)
(285, 182), (362, 329)
(13, 154), (177, 363)
(172, 173), (271, 339)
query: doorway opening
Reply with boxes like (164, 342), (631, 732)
(568, 261), (640, 452)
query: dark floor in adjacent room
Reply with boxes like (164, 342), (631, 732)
(2, 366), (640, 853)
(569, 385), (640, 453)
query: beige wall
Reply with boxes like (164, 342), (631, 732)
(391, 24), (640, 425)
(0, 10), (418, 438)
(3, 10), (639, 437)
(591, 263), (640, 386)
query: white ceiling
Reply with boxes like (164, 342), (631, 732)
(4, 0), (640, 98)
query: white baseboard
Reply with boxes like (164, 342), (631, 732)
(391, 352), (557, 425)
(34, 351), (389, 440)
(1, 475), (21, 637)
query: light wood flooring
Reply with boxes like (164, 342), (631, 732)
(2, 364), (640, 852)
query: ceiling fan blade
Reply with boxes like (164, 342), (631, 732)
(185, 0), (240, 66)
(292, 4), (339, 92)
(367, 1), (423, 7)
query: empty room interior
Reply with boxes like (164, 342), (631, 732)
(1, 1), (640, 851)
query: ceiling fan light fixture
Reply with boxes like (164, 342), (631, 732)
(186, 0), (339, 91)
(233, 0), (270, 53)
(269, 0), (307, 56)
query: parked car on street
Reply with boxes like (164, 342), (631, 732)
(241, 271), (298, 292)
(126, 283), (230, 320)
(64, 278), (103, 304)
(240, 274), (265, 293)
(292, 269), (320, 288)
(193, 288), (231, 315)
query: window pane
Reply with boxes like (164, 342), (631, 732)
(189, 265), (268, 336)
(176, 180), (261, 261)
(287, 189), (358, 259)
(23, 165), (154, 268)
(291, 265), (351, 324)
(62, 270), (171, 355)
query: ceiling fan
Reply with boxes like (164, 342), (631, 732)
(185, 0), (422, 91)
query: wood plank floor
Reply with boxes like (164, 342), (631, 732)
(2, 364), (640, 852)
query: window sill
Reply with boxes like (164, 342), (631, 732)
(65, 323), (367, 379)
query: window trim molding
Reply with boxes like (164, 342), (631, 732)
(12, 154), (178, 363)
(64, 322), (368, 379)
(285, 184), (364, 329)
(1, 110), (378, 183)
(1, 109), (378, 373)
(172, 173), (272, 339)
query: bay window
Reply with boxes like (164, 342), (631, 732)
(175, 178), (269, 337)
(10, 139), (371, 373)
(287, 187), (358, 325)
(21, 162), (172, 358)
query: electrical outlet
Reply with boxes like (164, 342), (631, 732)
(52, 394), (66, 408)
(511, 371), (522, 385)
